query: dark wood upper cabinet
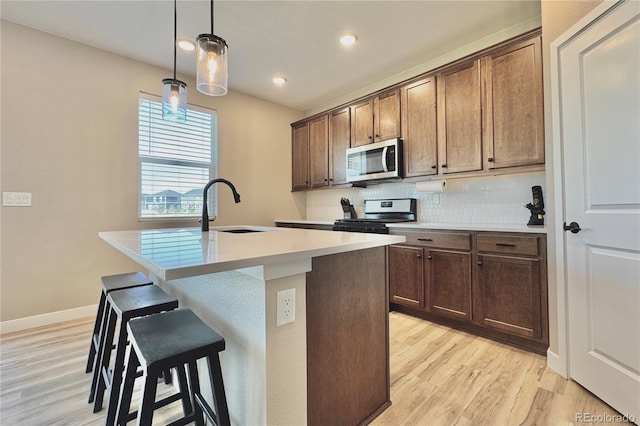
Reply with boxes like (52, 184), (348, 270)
(374, 90), (401, 142)
(308, 115), (329, 188)
(328, 108), (351, 185)
(291, 122), (310, 191)
(400, 76), (438, 177)
(351, 90), (400, 147)
(437, 59), (483, 174)
(291, 30), (544, 191)
(483, 36), (544, 169)
(350, 99), (374, 147)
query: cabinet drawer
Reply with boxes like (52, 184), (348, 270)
(402, 231), (471, 251)
(477, 234), (539, 256)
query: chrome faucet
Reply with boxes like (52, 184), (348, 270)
(201, 178), (241, 232)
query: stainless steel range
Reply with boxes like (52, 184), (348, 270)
(333, 198), (417, 234)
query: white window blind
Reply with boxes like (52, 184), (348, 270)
(138, 94), (217, 220)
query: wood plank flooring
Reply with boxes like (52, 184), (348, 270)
(0, 312), (630, 425)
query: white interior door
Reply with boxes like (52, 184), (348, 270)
(556, 0), (640, 421)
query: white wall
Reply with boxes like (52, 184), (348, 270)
(0, 21), (304, 322)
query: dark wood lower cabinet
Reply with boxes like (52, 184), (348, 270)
(389, 245), (424, 308)
(389, 230), (548, 354)
(475, 254), (541, 339)
(428, 249), (472, 321)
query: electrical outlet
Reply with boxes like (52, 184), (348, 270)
(276, 288), (296, 326)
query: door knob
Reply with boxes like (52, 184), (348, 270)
(563, 221), (582, 234)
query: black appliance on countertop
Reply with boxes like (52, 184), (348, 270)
(340, 197), (358, 219)
(525, 185), (545, 226)
(333, 198), (417, 234)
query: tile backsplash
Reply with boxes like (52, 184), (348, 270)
(306, 172), (546, 225)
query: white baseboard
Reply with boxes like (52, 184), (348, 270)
(546, 348), (568, 378)
(0, 304), (97, 335)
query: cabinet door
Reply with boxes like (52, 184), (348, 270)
(426, 249), (472, 321)
(476, 254), (542, 339)
(329, 108), (350, 185)
(350, 99), (374, 147)
(291, 122), (309, 190)
(401, 77), (438, 177)
(374, 89), (400, 142)
(437, 59), (482, 174)
(309, 115), (329, 188)
(388, 245), (424, 309)
(483, 36), (544, 169)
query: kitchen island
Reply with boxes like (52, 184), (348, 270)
(99, 226), (405, 426)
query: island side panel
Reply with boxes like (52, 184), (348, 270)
(306, 246), (390, 426)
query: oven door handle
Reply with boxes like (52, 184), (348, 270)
(381, 146), (389, 172)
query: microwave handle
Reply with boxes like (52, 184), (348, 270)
(381, 146), (389, 172)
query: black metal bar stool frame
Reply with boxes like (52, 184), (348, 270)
(86, 272), (153, 374)
(116, 309), (230, 426)
(90, 285), (178, 426)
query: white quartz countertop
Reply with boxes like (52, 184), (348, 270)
(387, 222), (547, 234)
(274, 219), (335, 225)
(275, 220), (547, 234)
(99, 225), (405, 280)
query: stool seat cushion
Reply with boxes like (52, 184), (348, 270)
(127, 309), (225, 368)
(101, 272), (152, 292)
(107, 285), (177, 318)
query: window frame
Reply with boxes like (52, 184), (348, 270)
(137, 92), (218, 222)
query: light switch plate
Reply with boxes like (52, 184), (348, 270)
(3, 192), (32, 206)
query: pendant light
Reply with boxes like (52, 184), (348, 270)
(162, 0), (187, 122)
(196, 0), (228, 96)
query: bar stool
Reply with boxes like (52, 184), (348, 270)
(86, 272), (153, 374)
(90, 284), (179, 425)
(116, 309), (230, 426)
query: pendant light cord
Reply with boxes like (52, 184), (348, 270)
(173, 0), (177, 80)
(210, 0), (214, 34)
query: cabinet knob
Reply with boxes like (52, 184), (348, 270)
(324, 179), (328, 182)
(488, 157), (494, 162)
(477, 261), (483, 266)
(368, 136), (373, 139)
(427, 255), (433, 260)
(416, 254), (422, 259)
(441, 164), (447, 168)
(375, 134), (380, 138)
(431, 165), (437, 169)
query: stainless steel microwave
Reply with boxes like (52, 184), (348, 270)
(346, 138), (403, 183)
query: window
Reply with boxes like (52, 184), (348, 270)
(138, 94), (217, 220)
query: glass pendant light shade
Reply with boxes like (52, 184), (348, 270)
(196, 34), (228, 96)
(162, 78), (187, 122)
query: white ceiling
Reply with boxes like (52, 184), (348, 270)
(0, 1), (541, 112)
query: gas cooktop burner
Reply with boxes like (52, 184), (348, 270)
(333, 198), (417, 234)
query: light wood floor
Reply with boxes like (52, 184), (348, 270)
(0, 312), (629, 425)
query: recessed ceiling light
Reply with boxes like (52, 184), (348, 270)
(177, 39), (195, 51)
(273, 76), (287, 85)
(339, 33), (358, 46)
